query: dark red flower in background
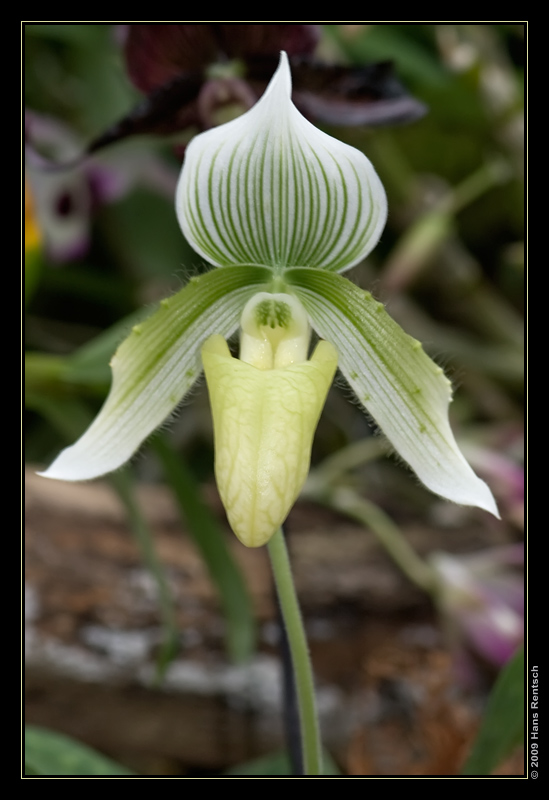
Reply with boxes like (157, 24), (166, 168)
(25, 24), (426, 259)
(89, 24), (426, 155)
(124, 24), (320, 94)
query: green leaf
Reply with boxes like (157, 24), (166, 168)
(39, 265), (271, 481)
(105, 188), (196, 283)
(24, 726), (135, 776)
(286, 268), (498, 516)
(176, 52), (386, 273)
(462, 645), (524, 775)
(152, 434), (256, 663)
(25, 24), (107, 44)
(329, 24), (448, 87)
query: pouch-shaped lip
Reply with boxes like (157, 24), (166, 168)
(202, 334), (337, 546)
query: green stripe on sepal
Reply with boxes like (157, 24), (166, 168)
(176, 52), (387, 274)
(286, 268), (499, 516)
(39, 266), (271, 481)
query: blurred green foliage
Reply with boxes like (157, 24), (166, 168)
(462, 644), (524, 775)
(25, 725), (135, 776)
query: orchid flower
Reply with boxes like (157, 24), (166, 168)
(25, 110), (179, 263)
(40, 52), (498, 548)
(88, 24), (425, 157)
(430, 545), (523, 685)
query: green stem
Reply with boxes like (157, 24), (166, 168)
(306, 437), (389, 489)
(267, 528), (322, 776)
(309, 486), (436, 594)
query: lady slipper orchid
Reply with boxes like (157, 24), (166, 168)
(40, 52), (498, 547)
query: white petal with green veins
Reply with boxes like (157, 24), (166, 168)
(176, 51), (387, 273)
(202, 334), (338, 547)
(286, 268), (499, 517)
(39, 266), (271, 481)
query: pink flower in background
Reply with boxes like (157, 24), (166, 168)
(430, 545), (523, 687)
(25, 111), (177, 263)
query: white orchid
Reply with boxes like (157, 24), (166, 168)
(40, 52), (498, 546)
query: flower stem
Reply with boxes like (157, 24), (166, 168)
(267, 528), (322, 776)
(311, 486), (436, 594)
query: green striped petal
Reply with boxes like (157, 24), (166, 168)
(39, 266), (271, 481)
(176, 51), (387, 273)
(286, 268), (499, 516)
